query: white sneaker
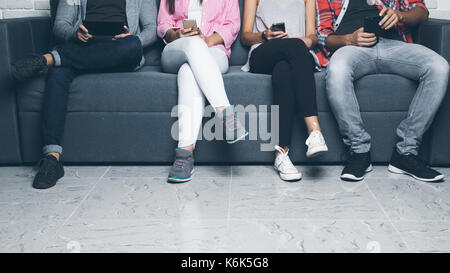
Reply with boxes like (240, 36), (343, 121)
(274, 145), (302, 181)
(305, 123), (328, 158)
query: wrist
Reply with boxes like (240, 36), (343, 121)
(344, 34), (353, 46)
(261, 30), (268, 42)
(396, 11), (404, 23)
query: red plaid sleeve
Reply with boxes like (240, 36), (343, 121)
(316, 0), (336, 50)
(398, 0), (428, 13)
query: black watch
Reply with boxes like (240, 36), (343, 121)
(261, 30), (268, 42)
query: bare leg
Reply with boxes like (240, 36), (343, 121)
(304, 116), (321, 134)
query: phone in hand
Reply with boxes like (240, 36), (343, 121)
(183, 19), (198, 30)
(271, 22), (286, 33)
(363, 16), (383, 36)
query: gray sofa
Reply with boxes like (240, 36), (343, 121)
(1, 0), (450, 165)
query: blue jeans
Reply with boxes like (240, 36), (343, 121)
(42, 35), (143, 156)
(326, 38), (449, 155)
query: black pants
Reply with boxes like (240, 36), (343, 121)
(42, 35), (143, 154)
(250, 38), (318, 146)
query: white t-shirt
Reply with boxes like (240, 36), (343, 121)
(188, 0), (203, 29)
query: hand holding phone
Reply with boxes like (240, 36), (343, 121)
(348, 27), (377, 47)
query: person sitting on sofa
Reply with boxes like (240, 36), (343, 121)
(158, 0), (247, 183)
(241, 0), (328, 182)
(316, 0), (449, 182)
(11, 0), (158, 189)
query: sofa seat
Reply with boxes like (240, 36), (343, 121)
(16, 66), (418, 113)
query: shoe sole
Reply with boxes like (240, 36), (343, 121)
(167, 169), (195, 183)
(388, 164), (445, 182)
(227, 131), (249, 144)
(340, 165), (373, 182)
(306, 145), (329, 158)
(274, 166), (302, 182)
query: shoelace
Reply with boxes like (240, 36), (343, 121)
(222, 114), (238, 130)
(306, 130), (323, 146)
(173, 158), (190, 169)
(275, 146), (296, 170)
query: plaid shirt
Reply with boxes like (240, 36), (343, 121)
(315, 0), (428, 67)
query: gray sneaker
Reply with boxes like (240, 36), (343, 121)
(217, 106), (248, 144)
(168, 148), (195, 183)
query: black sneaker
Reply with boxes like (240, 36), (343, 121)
(341, 151), (373, 182)
(388, 149), (444, 182)
(32, 155), (65, 189)
(11, 55), (47, 81)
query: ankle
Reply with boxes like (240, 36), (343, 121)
(275, 146), (289, 157)
(43, 53), (54, 67)
(47, 152), (60, 161)
(179, 146), (194, 152)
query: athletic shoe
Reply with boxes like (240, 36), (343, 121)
(305, 122), (328, 158)
(33, 154), (64, 189)
(274, 145), (302, 181)
(11, 55), (47, 81)
(168, 148), (195, 183)
(388, 148), (444, 182)
(218, 106), (248, 144)
(341, 151), (373, 182)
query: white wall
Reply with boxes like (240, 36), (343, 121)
(0, 0), (449, 19)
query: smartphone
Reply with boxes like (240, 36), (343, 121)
(271, 22), (286, 33)
(183, 19), (198, 30)
(363, 16), (383, 36)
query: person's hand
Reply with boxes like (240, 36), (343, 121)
(265, 28), (288, 40)
(114, 25), (132, 40)
(346, 27), (377, 47)
(175, 27), (200, 39)
(379, 7), (402, 30)
(77, 24), (92, 43)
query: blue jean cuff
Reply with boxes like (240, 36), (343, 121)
(396, 144), (419, 156)
(50, 50), (61, 66)
(43, 145), (63, 156)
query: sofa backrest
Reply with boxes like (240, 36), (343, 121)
(49, 0), (250, 66)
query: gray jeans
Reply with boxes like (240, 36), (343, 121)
(326, 38), (450, 155)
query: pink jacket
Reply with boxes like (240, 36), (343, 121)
(157, 0), (241, 58)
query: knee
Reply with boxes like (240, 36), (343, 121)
(183, 37), (208, 56)
(326, 57), (352, 81)
(178, 63), (193, 77)
(283, 39), (309, 56)
(429, 55), (450, 80)
(118, 36), (143, 60)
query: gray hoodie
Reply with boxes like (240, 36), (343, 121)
(53, 0), (158, 67)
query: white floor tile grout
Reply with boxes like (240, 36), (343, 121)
(363, 179), (412, 252)
(39, 166), (111, 252)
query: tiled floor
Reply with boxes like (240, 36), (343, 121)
(0, 165), (449, 253)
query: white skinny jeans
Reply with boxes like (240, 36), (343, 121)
(161, 36), (231, 148)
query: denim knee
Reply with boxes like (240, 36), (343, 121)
(117, 35), (143, 66)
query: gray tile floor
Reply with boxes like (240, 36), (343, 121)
(1, 165), (449, 253)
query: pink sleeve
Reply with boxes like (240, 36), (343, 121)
(157, 0), (176, 42)
(214, 0), (241, 49)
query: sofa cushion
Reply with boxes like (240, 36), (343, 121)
(17, 66), (418, 113)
